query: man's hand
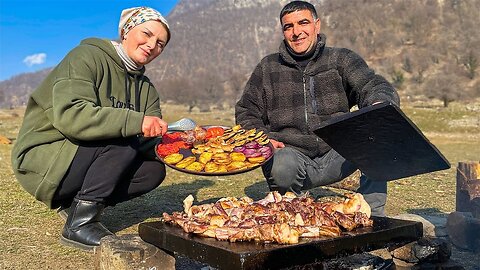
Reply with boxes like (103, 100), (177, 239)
(270, 139), (285, 149)
(142, 116), (168, 137)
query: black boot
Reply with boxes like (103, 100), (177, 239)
(56, 201), (72, 221)
(60, 199), (114, 250)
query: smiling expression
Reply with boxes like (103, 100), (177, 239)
(122, 20), (169, 66)
(281, 9), (321, 55)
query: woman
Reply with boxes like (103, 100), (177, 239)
(11, 7), (171, 250)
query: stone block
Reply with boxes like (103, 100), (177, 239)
(392, 214), (448, 238)
(95, 234), (175, 270)
(446, 212), (480, 252)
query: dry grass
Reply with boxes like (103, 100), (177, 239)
(0, 101), (479, 269)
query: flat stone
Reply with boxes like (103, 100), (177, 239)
(446, 212), (480, 252)
(368, 248), (392, 260)
(392, 214), (448, 237)
(392, 241), (419, 263)
(95, 234), (175, 270)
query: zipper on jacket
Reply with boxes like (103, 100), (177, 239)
(303, 74), (308, 128)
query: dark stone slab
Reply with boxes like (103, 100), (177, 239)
(139, 217), (422, 270)
(446, 212), (480, 252)
(313, 103), (450, 181)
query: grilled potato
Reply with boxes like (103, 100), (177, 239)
(216, 164), (228, 173)
(248, 156), (266, 164)
(214, 157), (232, 165)
(164, 153), (183, 164)
(230, 152), (246, 162)
(212, 153), (229, 160)
(199, 152), (213, 164)
(227, 161), (247, 171)
(185, 161), (204, 172)
(204, 162), (219, 173)
(175, 156), (196, 169)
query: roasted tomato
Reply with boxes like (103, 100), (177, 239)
(205, 127), (225, 139)
(172, 141), (191, 149)
(162, 132), (184, 144)
(157, 143), (179, 157)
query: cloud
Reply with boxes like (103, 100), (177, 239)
(23, 53), (47, 67)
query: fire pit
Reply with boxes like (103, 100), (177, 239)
(139, 217), (422, 270)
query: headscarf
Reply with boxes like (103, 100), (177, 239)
(118, 7), (170, 42)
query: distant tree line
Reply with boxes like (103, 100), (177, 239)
(157, 0), (479, 109)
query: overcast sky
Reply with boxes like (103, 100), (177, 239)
(0, 0), (178, 81)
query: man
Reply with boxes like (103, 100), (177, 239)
(235, 1), (399, 217)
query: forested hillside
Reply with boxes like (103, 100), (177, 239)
(1, 0), (478, 109)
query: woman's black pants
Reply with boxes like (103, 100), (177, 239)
(52, 139), (166, 208)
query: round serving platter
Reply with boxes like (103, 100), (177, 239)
(155, 126), (274, 176)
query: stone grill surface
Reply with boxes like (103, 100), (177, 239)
(139, 217), (423, 270)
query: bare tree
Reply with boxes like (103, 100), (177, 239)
(423, 71), (463, 107)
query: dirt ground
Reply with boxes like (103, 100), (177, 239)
(1, 102), (479, 269)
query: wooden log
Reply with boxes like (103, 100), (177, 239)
(455, 161), (480, 212)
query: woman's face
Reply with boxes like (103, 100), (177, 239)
(122, 20), (169, 65)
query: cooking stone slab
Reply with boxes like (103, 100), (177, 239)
(313, 103), (450, 181)
(139, 217), (422, 270)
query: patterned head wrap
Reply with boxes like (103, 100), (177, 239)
(119, 7), (170, 42)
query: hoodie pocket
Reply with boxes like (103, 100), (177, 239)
(18, 140), (67, 176)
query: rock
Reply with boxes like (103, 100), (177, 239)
(391, 237), (451, 263)
(368, 248), (392, 260)
(414, 237), (451, 263)
(446, 211), (480, 252)
(392, 241), (419, 263)
(392, 214), (448, 238)
(95, 234), (175, 270)
(471, 197), (480, 219)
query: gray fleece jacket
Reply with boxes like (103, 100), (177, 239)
(235, 34), (399, 158)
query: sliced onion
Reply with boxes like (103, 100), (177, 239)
(258, 146), (271, 153)
(262, 152), (272, 159)
(243, 149), (262, 158)
(233, 146), (246, 152)
(245, 141), (260, 149)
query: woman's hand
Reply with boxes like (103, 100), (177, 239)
(270, 139), (285, 149)
(142, 116), (168, 137)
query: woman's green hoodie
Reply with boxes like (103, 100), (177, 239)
(11, 38), (162, 208)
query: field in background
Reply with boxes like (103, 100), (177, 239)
(0, 100), (479, 269)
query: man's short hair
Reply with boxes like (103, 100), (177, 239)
(280, 1), (318, 21)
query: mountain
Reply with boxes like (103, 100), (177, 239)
(1, 0), (479, 109)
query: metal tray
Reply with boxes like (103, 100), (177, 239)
(139, 217), (422, 270)
(155, 126), (273, 176)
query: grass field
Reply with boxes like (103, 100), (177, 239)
(0, 101), (479, 269)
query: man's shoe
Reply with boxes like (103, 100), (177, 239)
(60, 199), (114, 250)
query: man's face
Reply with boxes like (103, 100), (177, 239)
(281, 9), (321, 55)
